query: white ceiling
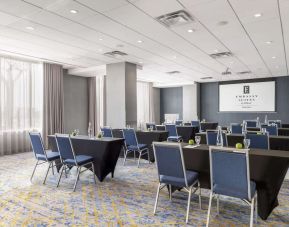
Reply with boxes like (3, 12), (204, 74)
(0, 0), (288, 87)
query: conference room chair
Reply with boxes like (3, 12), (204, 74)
(206, 130), (227, 146)
(268, 120), (282, 128)
(55, 134), (96, 192)
(230, 123), (243, 134)
(165, 124), (183, 142)
(29, 132), (60, 184)
(100, 126), (113, 137)
(175, 120), (183, 126)
(244, 120), (258, 128)
(191, 120), (201, 131)
(261, 125), (278, 136)
(122, 128), (149, 167)
(146, 123), (156, 131)
(207, 146), (257, 227)
(153, 142), (201, 224)
(245, 133), (270, 150)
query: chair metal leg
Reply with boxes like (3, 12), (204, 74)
(216, 195), (220, 215)
(134, 150), (136, 161)
(206, 192), (213, 227)
(57, 165), (65, 187)
(153, 183), (161, 214)
(43, 162), (51, 185)
(91, 163), (97, 184)
(147, 148), (151, 164)
(123, 149), (128, 166)
(186, 186), (193, 223)
(255, 194), (258, 224)
(137, 150), (142, 168)
(250, 197), (255, 227)
(73, 166), (81, 192)
(51, 162), (55, 175)
(30, 160), (39, 182)
(169, 184), (172, 201)
(198, 182), (202, 209)
(64, 165), (68, 178)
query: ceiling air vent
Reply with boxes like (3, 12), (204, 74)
(156, 10), (194, 27)
(210, 51), (233, 59)
(104, 50), (128, 58)
(166, 71), (180, 74)
(200, 76), (213, 80)
(237, 70), (252, 75)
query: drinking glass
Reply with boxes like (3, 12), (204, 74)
(261, 128), (267, 134)
(195, 136), (201, 145)
(243, 139), (251, 149)
(150, 126), (153, 131)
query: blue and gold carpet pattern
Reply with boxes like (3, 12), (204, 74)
(0, 152), (288, 226)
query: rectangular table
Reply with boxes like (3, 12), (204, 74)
(182, 144), (289, 220)
(112, 129), (168, 162)
(155, 125), (199, 142)
(48, 135), (124, 182)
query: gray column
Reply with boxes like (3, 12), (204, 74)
(106, 62), (137, 128)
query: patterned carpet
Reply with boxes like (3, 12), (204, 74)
(0, 152), (288, 227)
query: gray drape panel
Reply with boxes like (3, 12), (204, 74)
(43, 63), (64, 146)
(88, 77), (97, 135)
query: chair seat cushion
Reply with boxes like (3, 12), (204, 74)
(64, 155), (94, 166)
(36, 151), (60, 161)
(167, 136), (182, 142)
(127, 144), (147, 151)
(160, 170), (199, 187)
(213, 181), (256, 200)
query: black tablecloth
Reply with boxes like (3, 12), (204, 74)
(155, 126), (199, 143)
(200, 122), (218, 131)
(112, 129), (168, 162)
(48, 136), (124, 182)
(282, 124), (289, 128)
(182, 144), (289, 220)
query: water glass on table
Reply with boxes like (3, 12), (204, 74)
(195, 136), (201, 145)
(243, 139), (250, 149)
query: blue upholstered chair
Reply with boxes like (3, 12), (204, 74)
(207, 147), (257, 227)
(244, 120), (258, 128)
(122, 128), (149, 167)
(206, 130), (227, 146)
(100, 126), (113, 137)
(165, 124), (182, 142)
(261, 125), (278, 136)
(146, 123), (156, 131)
(268, 120), (281, 128)
(175, 120), (183, 126)
(153, 142), (201, 224)
(245, 133), (270, 150)
(191, 120), (201, 131)
(29, 132), (60, 184)
(230, 123), (243, 134)
(55, 134), (96, 191)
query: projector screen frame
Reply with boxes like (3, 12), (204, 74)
(218, 79), (277, 113)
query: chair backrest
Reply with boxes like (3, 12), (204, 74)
(165, 124), (178, 137)
(245, 133), (270, 149)
(230, 123), (243, 134)
(55, 134), (76, 162)
(206, 130), (227, 146)
(191, 120), (200, 127)
(268, 120), (281, 128)
(244, 120), (257, 128)
(209, 146), (251, 200)
(122, 128), (138, 147)
(261, 125), (278, 136)
(153, 142), (188, 186)
(175, 120), (183, 126)
(146, 123), (156, 130)
(29, 132), (46, 158)
(101, 127), (113, 137)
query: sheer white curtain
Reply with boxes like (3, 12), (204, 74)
(96, 75), (105, 132)
(0, 57), (43, 156)
(137, 81), (155, 129)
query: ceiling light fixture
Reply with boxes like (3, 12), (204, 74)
(173, 56), (177, 59)
(138, 61), (143, 64)
(99, 38), (103, 41)
(272, 56), (276, 59)
(265, 41), (273, 44)
(26, 26), (34, 30)
(70, 9), (78, 14)
(137, 40), (143, 43)
(187, 29), (194, 33)
(254, 13), (262, 18)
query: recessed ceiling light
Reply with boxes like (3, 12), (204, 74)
(187, 29), (194, 33)
(137, 40), (143, 43)
(138, 61), (143, 64)
(70, 9), (78, 14)
(214, 49), (219, 53)
(25, 26), (34, 30)
(98, 49), (103, 52)
(99, 38), (103, 41)
(173, 56), (177, 59)
(254, 13), (262, 18)
(265, 41), (273, 44)
(272, 56), (276, 59)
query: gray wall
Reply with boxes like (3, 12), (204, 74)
(200, 76), (289, 126)
(63, 70), (88, 135)
(153, 88), (160, 124)
(160, 87), (183, 123)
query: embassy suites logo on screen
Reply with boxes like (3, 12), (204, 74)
(235, 85), (258, 109)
